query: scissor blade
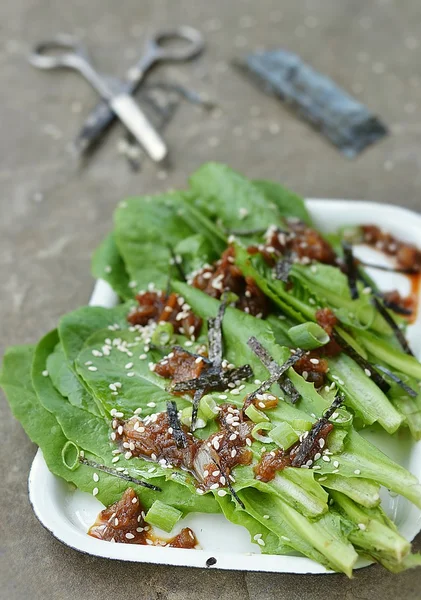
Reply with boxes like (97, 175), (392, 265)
(109, 93), (167, 162)
(74, 99), (116, 153)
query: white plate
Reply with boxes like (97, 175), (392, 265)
(28, 200), (421, 573)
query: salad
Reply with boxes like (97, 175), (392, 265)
(2, 162), (421, 575)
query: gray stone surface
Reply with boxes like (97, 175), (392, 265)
(1, 0), (421, 598)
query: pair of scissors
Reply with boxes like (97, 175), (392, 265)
(29, 27), (205, 162)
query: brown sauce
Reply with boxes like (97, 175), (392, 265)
(88, 488), (197, 547)
(127, 291), (202, 340)
(192, 246), (269, 318)
(114, 404), (254, 492)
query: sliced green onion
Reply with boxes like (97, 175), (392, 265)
(326, 428), (348, 453)
(288, 323), (329, 350)
(144, 500), (182, 533)
(199, 396), (219, 420)
(61, 441), (80, 471)
(251, 421), (273, 443)
(245, 404), (270, 423)
(270, 422), (300, 450)
(291, 419), (313, 432)
(152, 322), (174, 346)
(180, 406), (207, 429)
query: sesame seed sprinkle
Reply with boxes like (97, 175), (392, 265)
(93, 473), (99, 482)
(88, 366), (98, 371)
(92, 487), (99, 496)
(42, 370), (49, 377)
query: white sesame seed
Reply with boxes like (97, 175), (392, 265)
(217, 489), (227, 496)
(132, 496), (138, 504)
(333, 460), (339, 468)
(88, 366), (98, 371)
(309, 358), (320, 365)
(358, 523), (367, 531)
(139, 354), (147, 360)
(196, 488), (204, 495)
(257, 538), (265, 546)
(319, 439), (325, 448)
(254, 379), (261, 385)
(109, 383), (117, 391)
(92, 487), (99, 496)
(195, 356), (203, 364)
(125, 532), (135, 539)
(332, 469), (339, 474)
(93, 473), (99, 482)
(112, 456), (120, 463)
(84, 361), (93, 366)
(114, 518), (119, 526)
(354, 469), (361, 475)
(114, 411), (124, 418)
(111, 432), (116, 441)
(151, 453), (157, 461)
(210, 483), (220, 490)
(364, 368), (372, 377)
(246, 438), (252, 447)
(322, 455), (330, 462)
(124, 451), (132, 460)
(42, 370), (49, 377)
(125, 362), (134, 369)
(147, 402), (156, 408)
(118, 425), (123, 435)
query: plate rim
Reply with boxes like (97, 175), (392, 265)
(27, 198), (421, 572)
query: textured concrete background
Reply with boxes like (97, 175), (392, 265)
(1, 0), (421, 598)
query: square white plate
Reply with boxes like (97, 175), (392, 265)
(28, 199), (421, 573)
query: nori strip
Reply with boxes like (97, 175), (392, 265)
(331, 331), (391, 393)
(375, 364), (418, 398)
(359, 261), (418, 275)
(172, 364), (253, 393)
(79, 457), (162, 491)
(247, 335), (301, 402)
(246, 338), (304, 401)
(279, 377), (301, 404)
(234, 49), (388, 158)
(191, 387), (206, 432)
(371, 297), (415, 356)
(342, 242), (359, 300)
(207, 300), (227, 367)
(290, 395), (343, 467)
(381, 297), (413, 317)
(211, 457), (245, 510)
(356, 270), (412, 315)
(166, 400), (187, 448)
(275, 251), (294, 282)
(167, 244), (186, 281)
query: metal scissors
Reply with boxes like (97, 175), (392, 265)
(29, 27), (204, 159)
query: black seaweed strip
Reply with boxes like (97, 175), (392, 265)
(275, 251), (294, 282)
(342, 242), (359, 300)
(79, 457), (162, 491)
(331, 331), (391, 393)
(166, 400), (187, 448)
(381, 298), (413, 316)
(371, 297), (415, 356)
(172, 365), (253, 393)
(208, 300), (227, 367)
(278, 377), (301, 404)
(191, 387), (206, 431)
(211, 457), (245, 510)
(356, 271), (412, 315)
(167, 244), (186, 281)
(246, 338), (304, 401)
(247, 336), (301, 402)
(375, 364), (418, 398)
(359, 261), (418, 275)
(290, 396), (343, 467)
